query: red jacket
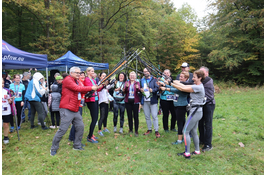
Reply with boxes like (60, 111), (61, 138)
(84, 77), (103, 102)
(59, 76), (93, 112)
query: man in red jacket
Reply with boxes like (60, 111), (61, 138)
(50, 67), (99, 156)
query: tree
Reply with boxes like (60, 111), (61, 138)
(205, 0), (264, 84)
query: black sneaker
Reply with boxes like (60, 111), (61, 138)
(42, 126), (49, 130)
(50, 149), (57, 156)
(202, 145), (212, 152)
(177, 152), (190, 159)
(31, 125), (38, 129)
(135, 132), (139, 137)
(73, 147), (85, 151)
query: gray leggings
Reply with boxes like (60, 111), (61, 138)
(183, 108), (202, 153)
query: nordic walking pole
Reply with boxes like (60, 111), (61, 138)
(12, 98), (20, 141)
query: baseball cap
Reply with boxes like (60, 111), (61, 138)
(55, 76), (63, 80)
(181, 62), (189, 68)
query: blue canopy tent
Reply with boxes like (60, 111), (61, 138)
(2, 40), (48, 70)
(41, 51), (109, 72)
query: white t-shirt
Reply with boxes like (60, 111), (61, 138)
(2, 89), (11, 115)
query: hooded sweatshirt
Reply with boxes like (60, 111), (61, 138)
(25, 72), (47, 102)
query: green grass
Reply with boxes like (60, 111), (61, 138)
(2, 87), (264, 174)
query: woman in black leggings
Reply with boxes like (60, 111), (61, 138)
(123, 71), (141, 137)
(84, 67), (104, 143)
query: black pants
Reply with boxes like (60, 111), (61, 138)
(125, 102), (139, 132)
(50, 111), (60, 126)
(113, 101), (125, 128)
(99, 103), (109, 130)
(175, 106), (186, 135)
(86, 101), (99, 139)
(199, 104), (215, 146)
(160, 100), (176, 130)
(10, 101), (22, 127)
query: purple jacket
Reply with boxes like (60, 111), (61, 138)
(124, 81), (141, 103)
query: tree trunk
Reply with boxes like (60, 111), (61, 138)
(44, 0), (50, 50)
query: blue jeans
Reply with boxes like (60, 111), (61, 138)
(22, 101), (31, 120)
(69, 107), (82, 141)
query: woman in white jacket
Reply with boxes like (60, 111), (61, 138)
(25, 72), (49, 130)
(97, 72), (114, 136)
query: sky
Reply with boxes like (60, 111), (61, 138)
(171, 0), (211, 20)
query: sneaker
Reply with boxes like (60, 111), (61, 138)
(155, 131), (161, 138)
(50, 126), (56, 129)
(135, 132), (139, 137)
(143, 130), (152, 135)
(191, 151), (201, 155)
(42, 126), (49, 130)
(164, 130), (169, 133)
(177, 152), (190, 159)
(38, 122), (46, 126)
(172, 140), (183, 145)
(171, 129), (177, 132)
(57, 126), (60, 129)
(3, 137), (9, 144)
(119, 128), (123, 134)
(73, 147), (85, 151)
(103, 128), (110, 133)
(92, 135), (99, 140)
(30, 125), (38, 129)
(10, 126), (14, 133)
(113, 126), (117, 133)
(17, 126), (21, 130)
(202, 145), (212, 152)
(98, 131), (104, 136)
(50, 149), (57, 156)
(87, 137), (98, 143)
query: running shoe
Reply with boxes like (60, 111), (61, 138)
(191, 151), (201, 155)
(87, 137), (98, 143)
(143, 130), (152, 135)
(172, 140), (183, 145)
(103, 128), (110, 133)
(177, 152), (190, 159)
(155, 131), (161, 138)
(98, 131), (104, 136)
(202, 145), (212, 152)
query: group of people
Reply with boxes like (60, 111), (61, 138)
(2, 62), (215, 159)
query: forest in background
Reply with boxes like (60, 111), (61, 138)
(2, 0), (264, 85)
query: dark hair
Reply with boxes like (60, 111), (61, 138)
(62, 73), (68, 79)
(118, 72), (127, 82)
(80, 71), (85, 76)
(194, 70), (205, 82)
(13, 74), (20, 79)
(99, 72), (106, 77)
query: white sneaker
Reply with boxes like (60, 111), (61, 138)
(50, 126), (56, 129)
(57, 126), (60, 129)
(113, 126), (117, 133)
(119, 128), (123, 134)
(38, 122), (46, 126)
(3, 138), (9, 144)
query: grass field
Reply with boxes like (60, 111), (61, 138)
(2, 87), (264, 174)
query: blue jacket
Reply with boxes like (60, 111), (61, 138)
(166, 85), (189, 107)
(140, 76), (159, 105)
(25, 72), (46, 102)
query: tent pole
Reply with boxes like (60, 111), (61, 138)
(66, 65), (68, 73)
(46, 67), (49, 89)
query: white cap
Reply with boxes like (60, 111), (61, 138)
(181, 62), (189, 67)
